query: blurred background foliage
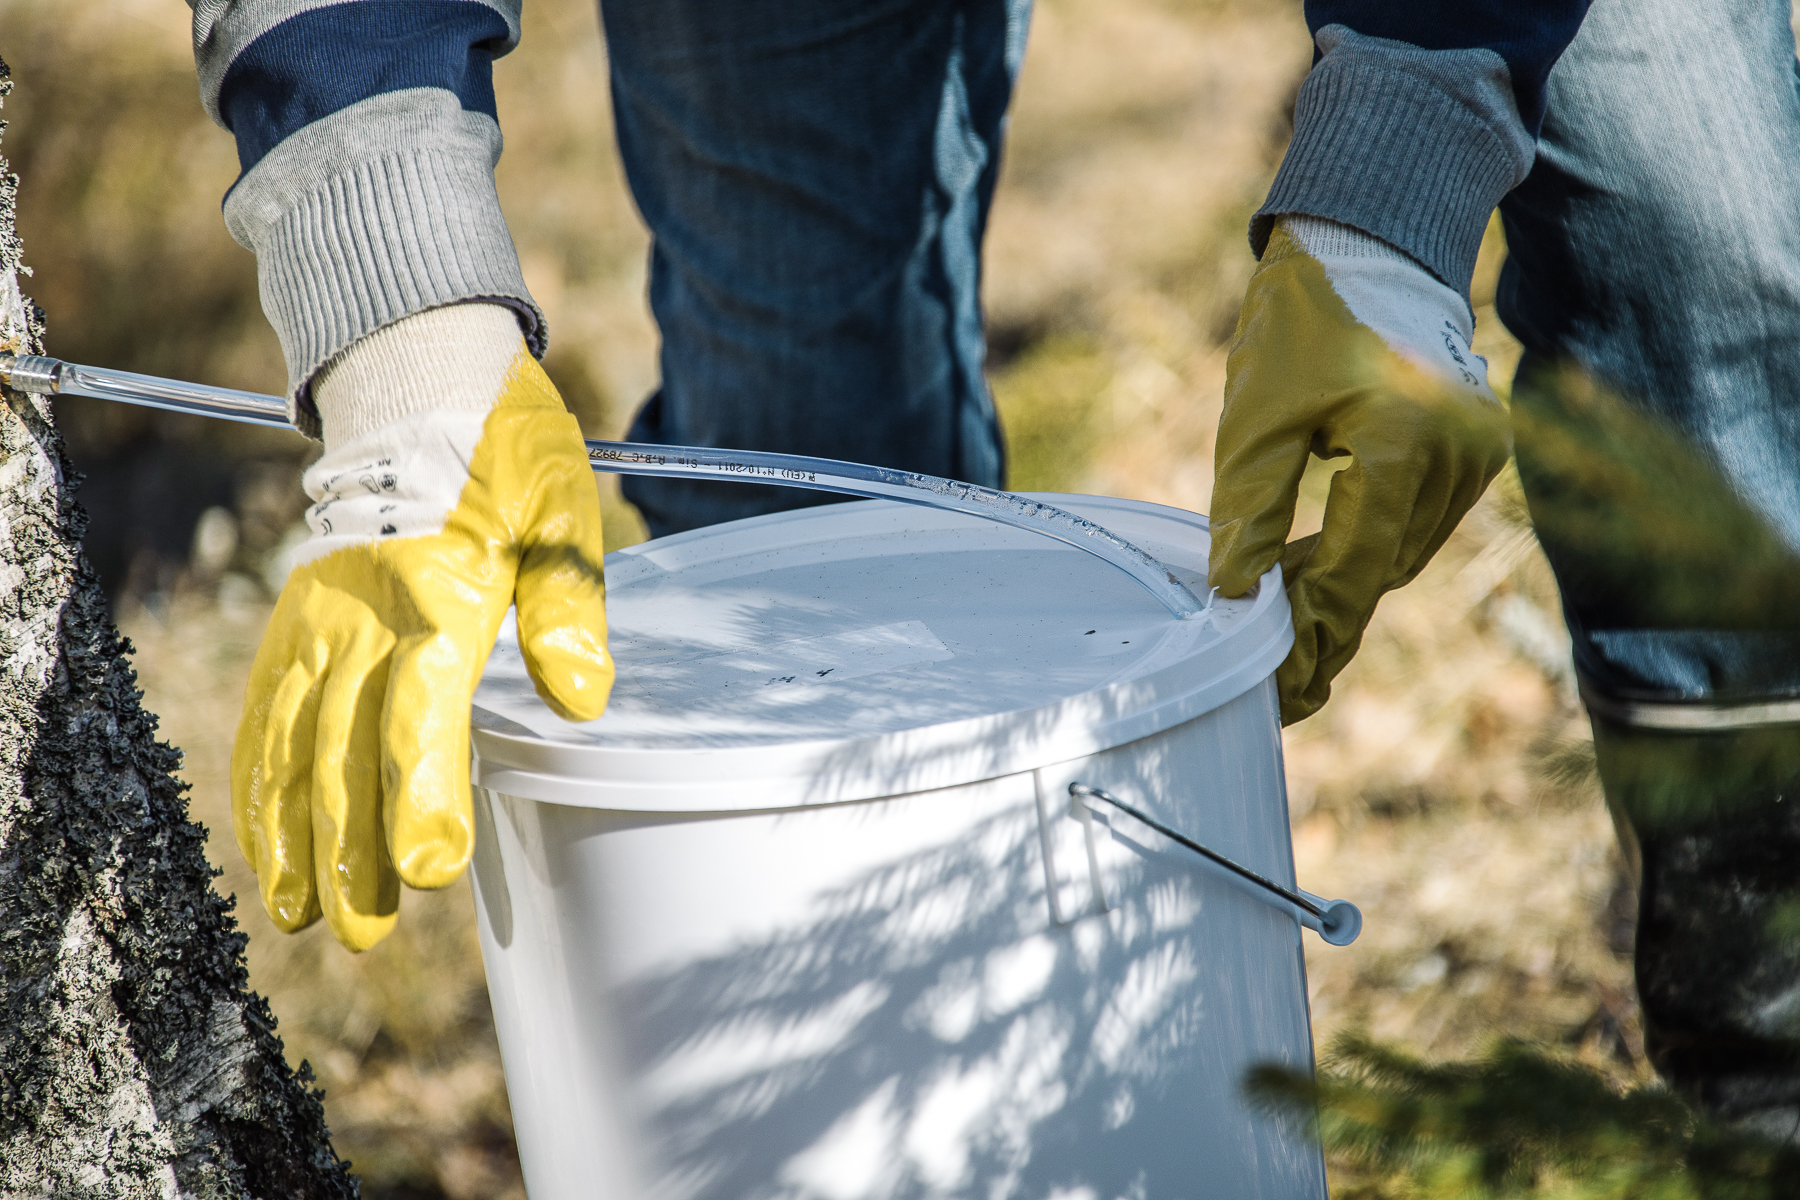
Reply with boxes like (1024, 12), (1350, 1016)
(0, 0), (1718, 1194)
(1250, 1035), (1800, 1199)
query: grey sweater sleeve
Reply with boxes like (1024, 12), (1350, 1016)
(189, 0), (543, 437)
(1252, 25), (1538, 301)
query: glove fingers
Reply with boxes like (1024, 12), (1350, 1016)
(1281, 456), (1446, 722)
(1379, 394), (1511, 588)
(1209, 421), (1313, 597)
(232, 606), (327, 934)
(382, 618), (489, 892)
(1278, 417), (1506, 723)
(517, 561), (614, 721)
(1277, 533), (1322, 588)
(309, 612), (401, 951)
(1275, 646), (1328, 727)
(1210, 235), (1358, 598)
(516, 443), (614, 724)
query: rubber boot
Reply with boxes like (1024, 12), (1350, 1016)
(1595, 717), (1800, 1142)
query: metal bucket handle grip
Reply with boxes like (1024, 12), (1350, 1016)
(1070, 782), (1362, 946)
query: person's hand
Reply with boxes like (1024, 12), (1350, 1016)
(1209, 217), (1510, 724)
(233, 304), (613, 950)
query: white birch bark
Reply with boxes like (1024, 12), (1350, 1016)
(0, 54), (359, 1200)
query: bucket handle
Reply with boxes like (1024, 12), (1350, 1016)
(0, 352), (1208, 622)
(1069, 782), (1362, 946)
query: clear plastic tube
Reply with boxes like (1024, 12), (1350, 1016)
(17, 356), (297, 427)
(587, 443), (1204, 618)
(2, 353), (1205, 619)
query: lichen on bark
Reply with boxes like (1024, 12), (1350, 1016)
(0, 53), (359, 1198)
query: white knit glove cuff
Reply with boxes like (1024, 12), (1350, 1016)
(1278, 215), (1494, 401)
(312, 303), (529, 451)
(1279, 214), (1422, 268)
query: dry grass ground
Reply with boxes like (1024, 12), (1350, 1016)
(5, 0), (1644, 1193)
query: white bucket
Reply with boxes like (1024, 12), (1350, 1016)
(468, 493), (1336, 1200)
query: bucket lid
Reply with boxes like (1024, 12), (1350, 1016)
(471, 494), (1290, 811)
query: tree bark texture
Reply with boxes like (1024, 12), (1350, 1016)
(0, 56), (360, 1199)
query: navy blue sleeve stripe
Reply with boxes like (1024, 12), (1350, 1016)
(219, 0), (511, 175)
(1305, 0), (1592, 132)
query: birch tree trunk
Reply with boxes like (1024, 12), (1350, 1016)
(0, 56), (360, 1199)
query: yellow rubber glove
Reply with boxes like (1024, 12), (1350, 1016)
(233, 304), (614, 950)
(1210, 217), (1511, 724)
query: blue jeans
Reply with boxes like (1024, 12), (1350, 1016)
(599, 0), (1029, 538)
(1499, 0), (1800, 707)
(1499, 0), (1800, 1126)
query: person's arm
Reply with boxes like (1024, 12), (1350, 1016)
(188, 2), (612, 951)
(1211, 3), (1591, 723)
(1258, 2), (1591, 299)
(190, 0), (542, 432)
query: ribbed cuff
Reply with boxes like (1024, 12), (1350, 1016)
(224, 95), (544, 439)
(1252, 28), (1534, 302)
